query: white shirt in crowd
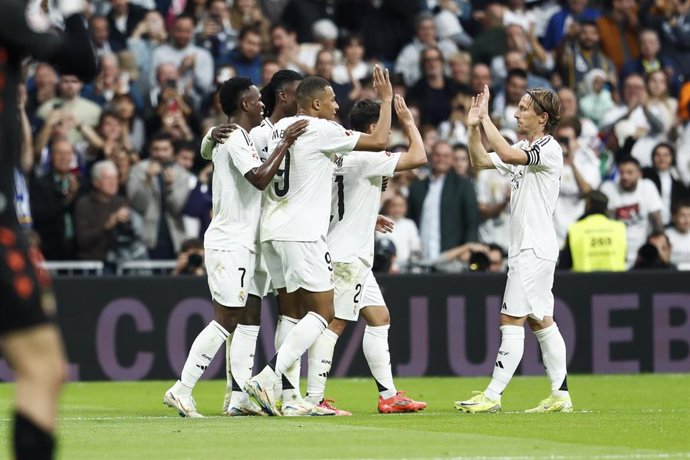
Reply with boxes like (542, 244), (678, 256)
(553, 145), (601, 247)
(262, 115), (361, 242)
(666, 227), (690, 270)
(377, 218), (422, 270)
(600, 178), (663, 267)
(489, 135), (563, 261)
(475, 168), (511, 250)
(419, 174), (445, 260)
(328, 151), (400, 266)
(204, 128), (262, 251)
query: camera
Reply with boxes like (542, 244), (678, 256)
(165, 79), (176, 89)
(187, 252), (203, 269)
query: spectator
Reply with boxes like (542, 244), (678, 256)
(195, 0), (236, 62)
(90, 15), (123, 56)
(493, 49), (552, 91)
(29, 138), (83, 260)
(633, 232), (675, 269)
(313, 49), (359, 124)
(437, 85), (473, 145)
(128, 11), (169, 93)
(260, 59), (280, 87)
(491, 23), (553, 82)
(126, 132), (192, 259)
(431, 0), (473, 49)
(502, 0), (536, 32)
(80, 110), (133, 170)
(333, 34), (372, 86)
(579, 68), (617, 128)
(378, 194), (422, 272)
(560, 190), (627, 272)
(182, 162), (213, 239)
(470, 3), (507, 65)
(542, 0), (601, 51)
(470, 62), (493, 95)
(558, 20), (617, 97)
(557, 86), (599, 146)
(601, 74), (666, 168)
(280, 0), (336, 43)
(36, 74), (102, 144)
(151, 14), (215, 101)
(218, 25), (264, 86)
(452, 143), (471, 178)
(107, 0), (149, 51)
(642, 142), (690, 225)
(622, 28), (681, 95)
(113, 93), (146, 152)
(407, 140), (479, 261)
(146, 62), (197, 137)
(230, 0), (272, 48)
(74, 160), (144, 266)
(448, 51), (472, 86)
(486, 242), (507, 272)
(666, 201), (690, 269)
(406, 45), (459, 127)
(655, 0), (690, 80)
(553, 117), (602, 247)
(26, 63), (58, 116)
(113, 147), (137, 195)
(491, 68), (528, 131)
(173, 238), (206, 276)
(395, 12), (459, 87)
(270, 23), (320, 76)
(82, 54), (143, 110)
(475, 165), (511, 250)
(596, 0), (640, 73)
(645, 69), (678, 136)
(600, 155), (664, 267)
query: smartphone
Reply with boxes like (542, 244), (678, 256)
(165, 79), (176, 89)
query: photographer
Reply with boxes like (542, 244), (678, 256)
(173, 238), (205, 276)
(127, 132), (192, 260)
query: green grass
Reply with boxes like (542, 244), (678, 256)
(1, 375), (689, 459)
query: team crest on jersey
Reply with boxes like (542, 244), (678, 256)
(238, 290), (246, 303)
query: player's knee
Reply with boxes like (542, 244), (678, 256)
(328, 318), (347, 336)
(499, 313), (525, 327)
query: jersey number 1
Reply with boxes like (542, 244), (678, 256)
(334, 175), (345, 221)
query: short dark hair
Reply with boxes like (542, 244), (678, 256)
(506, 68), (528, 82)
(586, 190), (609, 214)
(296, 76), (331, 108)
(174, 13), (196, 26)
(260, 69), (303, 118)
(349, 99), (381, 132)
(239, 25), (261, 41)
(174, 140), (196, 154)
(651, 142), (676, 165)
(218, 76), (253, 116)
(558, 116), (582, 137)
(150, 131), (174, 145)
(616, 155), (641, 169)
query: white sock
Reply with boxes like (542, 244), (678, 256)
(224, 332), (234, 396)
(229, 324), (260, 406)
(305, 328), (339, 404)
(274, 315), (299, 400)
(486, 325), (525, 401)
(363, 325), (397, 399)
(274, 312), (327, 378)
(534, 323), (569, 398)
(176, 321), (229, 397)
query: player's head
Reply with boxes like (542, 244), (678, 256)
(514, 88), (561, 136)
(617, 155), (642, 191)
(260, 70), (303, 118)
(349, 99), (381, 134)
(219, 76), (264, 125)
(296, 76), (338, 120)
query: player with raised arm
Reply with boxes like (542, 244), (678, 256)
(244, 66), (394, 416)
(454, 84), (572, 414)
(304, 95), (429, 415)
(163, 77), (308, 417)
(0, 0), (98, 457)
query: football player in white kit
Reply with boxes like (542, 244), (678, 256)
(244, 66), (394, 416)
(163, 77), (308, 417)
(303, 95), (429, 415)
(455, 85), (573, 413)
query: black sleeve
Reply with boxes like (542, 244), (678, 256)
(0, 1), (97, 82)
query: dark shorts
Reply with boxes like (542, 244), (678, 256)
(0, 226), (54, 335)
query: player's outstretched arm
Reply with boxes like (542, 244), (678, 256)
(467, 91), (494, 170)
(393, 95), (427, 172)
(200, 124), (238, 160)
(354, 65), (393, 151)
(0, 0), (97, 82)
(244, 119), (309, 190)
(478, 85), (530, 166)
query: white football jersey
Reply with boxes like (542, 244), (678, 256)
(328, 151), (401, 265)
(261, 115), (361, 242)
(204, 127), (263, 251)
(249, 117), (275, 161)
(489, 135), (563, 261)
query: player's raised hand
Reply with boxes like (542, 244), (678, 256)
(283, 119), (309, 145)
(479, 85), (491, 119)
(394, 94), (415, 126)
(467, 93), (483, 127)
(211, 123), (238, 144)
(373, 65), (393, 102)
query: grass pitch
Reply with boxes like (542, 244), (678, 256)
(1, 374), (689, 459)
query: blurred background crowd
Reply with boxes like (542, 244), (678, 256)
(16, 0), (690, 276)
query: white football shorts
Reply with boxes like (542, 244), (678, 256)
(502, 249), (556, 321)
(334, 260), (386, 322)
(249, 251), (272, 298)
(205, 246), (255, 308)
(261, 236), (334, 293)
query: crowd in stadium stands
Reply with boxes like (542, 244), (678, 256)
(16, 0), (690, 274)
